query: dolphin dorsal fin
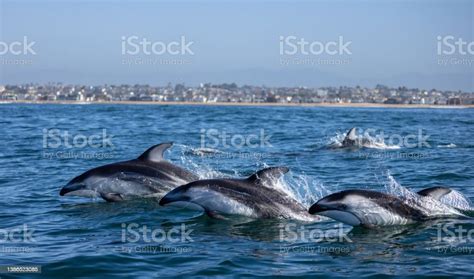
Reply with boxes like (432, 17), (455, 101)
(417, 186), (452, 200)
(345, 127), (357, 141)
(247, 167), (289, 185)
(137, 142), (173, 162)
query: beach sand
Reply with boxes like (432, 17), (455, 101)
(2, 100), (472, 109)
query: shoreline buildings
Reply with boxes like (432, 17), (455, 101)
(0, 83), (472, 105)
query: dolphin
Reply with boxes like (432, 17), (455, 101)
(341, 127), (358, 147)
(159, 167), (318, 221)
(59, 143), (199, 202)
(340, 127), (374, 148)
(337, 127), (395, 149)
(308, 187), (466, 227)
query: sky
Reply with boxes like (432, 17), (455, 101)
(0, 0), (473, 91)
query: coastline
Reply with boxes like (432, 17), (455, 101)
(1, 100), (472, 109)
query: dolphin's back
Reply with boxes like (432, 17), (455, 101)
(71, 159), (196, 182)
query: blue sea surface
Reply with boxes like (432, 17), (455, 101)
(0, 104), (473, 278)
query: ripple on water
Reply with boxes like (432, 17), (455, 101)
(0, 104), (472, 277)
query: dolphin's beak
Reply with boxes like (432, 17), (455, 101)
(159, 194), (190, 206)
(308, 201), (335, 214)
(159, 195), (173, 206)
(159, 188), (190, 206)
(59, 183), (86, 196)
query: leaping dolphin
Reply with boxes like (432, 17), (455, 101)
(59, 143), (199, 202)
(340, 127), (374, 148)
(308, 187), (467, 227)
(342, 127), (358, 147)
(159, 167), (318, 221)
(337, 127), (395, 149)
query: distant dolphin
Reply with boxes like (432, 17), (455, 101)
(308, 187), (467, 227)
(337, 127), (395, 149)
(159, 167), (318, 220)
(341, 127), (358, 147)
(60, 143), (198, 202)
(340, 127), (373, 148)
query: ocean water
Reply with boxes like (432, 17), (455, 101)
(0, 104), (473, 278)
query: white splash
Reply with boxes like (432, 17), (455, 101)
(328, 130), (400, 150)
(383, 172), (417, 199)
(174, 144), (225, 179)
(437, 143), (457, 148)
(278, 173), (330, 207)
(167, 146), (328, 221)
(383, 172), (469, 217)
(439, 189), (473, 211)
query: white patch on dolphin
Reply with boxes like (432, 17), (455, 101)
(187, 188), (257, 217)
(160, 167), (319, 221)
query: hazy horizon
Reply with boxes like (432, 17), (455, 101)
(0, 0), (473, 91)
